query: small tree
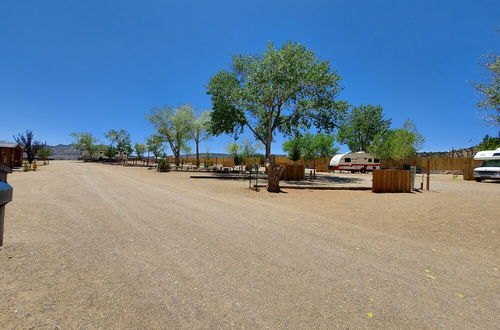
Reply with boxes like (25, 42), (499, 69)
(181, 144), (192, 166)
(226, 142), (243, 168)
(474, 54), (499, 126)
(240, 139), (263, 159)
(37, 145), (53, 165)
(283, 133), (337, 162)
(104, 145), (117, 160)
(134, 143), (146, 160)
(146, 105), (194, 166)
(193, 111), (211, 167)
(105, 129), (132, 154)
(337, 105), (391, 152)
(71, 132), (99, 160)
(478, 134), (500, 151)
(368, 120), (424, 160)
(207, 41), (348, 192)
(283, 135), (302, 161)
(146, 134), (164, 161)
(14, 130), (43, 165)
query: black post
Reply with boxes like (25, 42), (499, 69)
(0, 164), (14, 247)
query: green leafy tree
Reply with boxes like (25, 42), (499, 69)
(37, 144), (53, 165)
(337, 105), (391, 152)
(477, 134), (500, 150)
(241, 139), (263, 159)
(283, 135), (302, 161)
(285, 133), (338, 162)
(146, 134), (164, 160)
(193, 111), (211, 167)
(311, 133), (338, 158)
(368, 120), (424, 160)
(13, 130), (44, 165)
(104, 145), (117, 159)
(207, 41), (348, 192)
(105, 129), (132, 154)
(225, 142), (243, 166)
(71, 132), (99, 160)
(474, 54), (499, 126)
(146, 105), (194, 166)
(134, 142), (146, 160)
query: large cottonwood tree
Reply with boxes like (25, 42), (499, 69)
(206, 41), (348, 192)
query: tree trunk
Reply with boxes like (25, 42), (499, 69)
(174, 151), (180, 166)
(266, 155), (285, 193)
(265, 143), (271, 161)
(196, 141), (200, 167)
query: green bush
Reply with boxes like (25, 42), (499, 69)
(157, 158), (170, 172)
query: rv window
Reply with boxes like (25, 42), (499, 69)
(493, 153), (500, 156)
(482, 160), (500, 167)
(368, 159), (372, 162)
(374, 159), (380, 163)
(344, 158), (351, 163)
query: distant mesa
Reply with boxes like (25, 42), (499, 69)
(48, 144), (81, 160)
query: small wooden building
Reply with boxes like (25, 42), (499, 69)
(0, 143), (23, 168)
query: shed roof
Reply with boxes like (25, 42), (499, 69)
(0, 143), (21, 149)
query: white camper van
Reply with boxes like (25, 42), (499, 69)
(473, 147), (500, 182)
(329, 152), (381, 173)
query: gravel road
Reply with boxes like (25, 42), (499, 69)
(1, 161), (499, 329)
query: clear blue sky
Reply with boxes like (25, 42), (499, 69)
(1, 0), (499, 154)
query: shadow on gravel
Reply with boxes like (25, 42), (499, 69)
(283, 175), (364, 186)
(191, 173), (366, 186)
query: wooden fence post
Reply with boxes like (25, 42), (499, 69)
(426, 159), (430, 191)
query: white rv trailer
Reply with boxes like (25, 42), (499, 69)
(81, 149), (128, 161)
(473, 148), (500, 182)
(329, 151), (381, 173)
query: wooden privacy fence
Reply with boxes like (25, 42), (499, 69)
(280, 165), (305, 181)
(161, 156), (482, 173)
(463, 166), (475, 181)
(372, 169), (412, 193)
(167, 157), (234, 167)
(167, 156), (332, 171)
(381, 157), (482, 171)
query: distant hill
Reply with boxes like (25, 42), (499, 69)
(49, 144), (81, 160)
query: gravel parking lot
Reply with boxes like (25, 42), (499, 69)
(1, 161), (498, 329)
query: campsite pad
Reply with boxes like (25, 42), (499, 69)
(192, 172), (373, 189)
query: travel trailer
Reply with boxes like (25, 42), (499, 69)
(329, 152), (381, 173)
(81, 149), (128, 161)
(473, 148), (500, 182)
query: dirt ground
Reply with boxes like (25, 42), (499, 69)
(0, 161), (498, 329)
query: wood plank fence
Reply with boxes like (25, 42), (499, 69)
(372, 169), (411, 193)
(381, 157), (482, 171)
(280, 165), (305, 181)
(156, 156), (482, 174)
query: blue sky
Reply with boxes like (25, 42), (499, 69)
(1, 0), (499, 154)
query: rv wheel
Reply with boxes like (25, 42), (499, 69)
(360, 167), (367, 173)
(475, 178), (482, 182)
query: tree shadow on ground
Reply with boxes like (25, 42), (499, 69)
(283, 175), (364, 186)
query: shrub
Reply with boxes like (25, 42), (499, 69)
(157, 158), (170, 172)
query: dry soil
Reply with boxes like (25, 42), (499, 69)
(0, 161), (499, 329)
